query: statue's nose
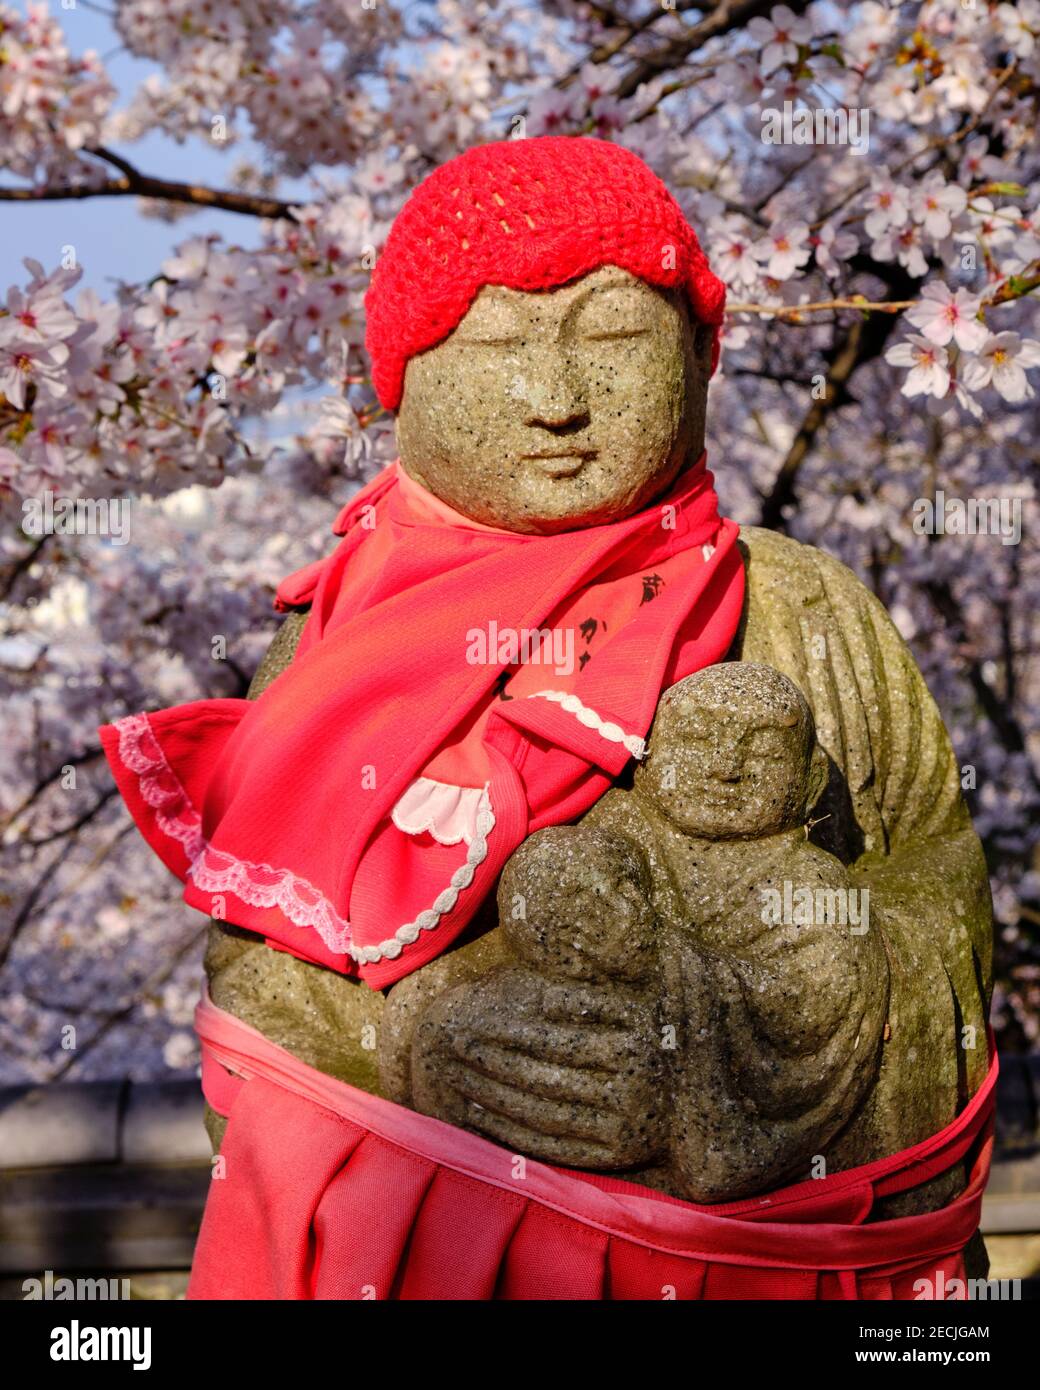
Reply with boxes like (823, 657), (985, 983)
(521, 353), (589, 432)
(526, 403), (591, 432)
(710, 745), (742, 780)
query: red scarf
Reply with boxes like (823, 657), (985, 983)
(101, 456), (743, 989)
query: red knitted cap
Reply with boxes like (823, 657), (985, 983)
(364, 136), (726, 411)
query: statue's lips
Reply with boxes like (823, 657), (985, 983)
(521, 449), (597, 479)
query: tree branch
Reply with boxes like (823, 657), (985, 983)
(559, 0), (704, 80)
(23, 787), (118, 849)
(0, 533), (49, 602)
(730, 296), (918, 317)
(0, 146), (299, 221)
(614, 0), (811, 99)
(758, 317), (869, 529)
(757, 259), (919, 528)
(0, 747), (104, 835)
(923, 573), (1039, 788)
(47, 922), (209, 1081)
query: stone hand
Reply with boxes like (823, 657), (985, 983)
(410, 964), (668, 1170)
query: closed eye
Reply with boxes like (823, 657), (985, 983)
(583, 328), (651, 341)
(454, 335), (524, 347)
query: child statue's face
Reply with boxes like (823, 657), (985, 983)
(395, 266), (713, 534)
(636, 665), (820, 840)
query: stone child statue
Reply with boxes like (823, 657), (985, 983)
(101, 137), (995, 1299)
(410, 662), (886, 1203)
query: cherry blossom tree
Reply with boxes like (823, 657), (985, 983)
(2, 0), (1038, 1080)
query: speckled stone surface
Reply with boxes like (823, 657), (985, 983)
(395, 266), (712, 533)
(204, 269), (992, 1217)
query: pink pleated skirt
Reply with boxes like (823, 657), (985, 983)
(188, 994), (996, 1301)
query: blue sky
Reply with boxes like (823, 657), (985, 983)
(1, 5), (287, 293)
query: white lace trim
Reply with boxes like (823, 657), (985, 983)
(525, 690), (646, 761)
(391, 776), (485, 846)
(112, 713), (494, 966)
(376, 785), (495, 963)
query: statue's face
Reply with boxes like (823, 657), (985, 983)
(395, 266), (713, 534)
(637, 665), (816, 839)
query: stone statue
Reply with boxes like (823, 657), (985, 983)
(203, 252), (992, 1225)
(93, 137), (994, 1299)
(408, 661), (886, 1203)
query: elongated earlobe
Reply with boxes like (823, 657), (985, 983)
(806, 743), (830, 815)
(694, 321), (715, 376)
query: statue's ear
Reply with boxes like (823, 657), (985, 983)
(805, 742), (829, 814)
(693, 321), (714, 378)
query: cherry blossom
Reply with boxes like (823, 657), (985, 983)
(958, 136), (1008, 186)
(871, 69), (918, 123)
(0, 280), (79, 350)
(995, 1), (1040, 60)
(755, 222), (812, 280)
(862, 172), (910, 240)
(960, 333), (1040, 402)
(911, 174), (968, 241)
(904, 284), (989, 352)
(959, 197), (1020, 255)
(746, 5), (813, 77)
(709, 218), (764, 289)
(811, 222), (858, 281)
(932, 48), (991, 115)
(844, 1), (901, 64)
(0, 2), (115, 180)
(884, 335), (952, 398)
(871, 221), (929, 278)
(2, 0), (1039, 1074)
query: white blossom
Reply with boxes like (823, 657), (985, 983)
(885, 335), (952, 398)
(960, 332), (1040, 402)
(746, 5), (813, 77)
(754, 221), (812, 280)
(904, 283), (989, 352)
(911, 174), (968, 241)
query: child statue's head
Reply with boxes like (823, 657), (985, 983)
(635, 663), (829, 840)
(364, 137), (725, 534)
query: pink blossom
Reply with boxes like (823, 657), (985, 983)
(995, 1), (1040, 59)
(0, 337), (70, 409)
(812, 221), (858, 280)
(709, 219), (763, 289)
(871, 70), (917, 122)
(904, 284), (989, 351)
(871, 222), (929, 278)
(862, 172), (910, 240)
(885, 335), (952, 398)
(911, 175), (968, 241)
(747, 5), (813, 77)
(960, 332), (1040, 402)
(0, 283), (78, 349)
(526, 88), (580, 137)
(958, 136), (1007, 186)
(754, 222), (812, 280)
